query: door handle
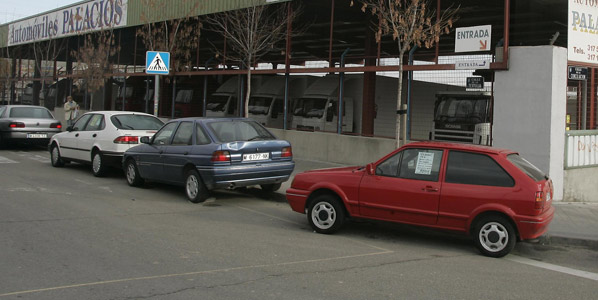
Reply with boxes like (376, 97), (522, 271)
(422, 186), (439, 192)
(184, 151), (189, 155)
(92, 134), (97, 138)
(75, 133), (79, 137)
(159, 150), (163, 154)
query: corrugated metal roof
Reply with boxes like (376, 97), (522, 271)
(0, 0), (291, 48)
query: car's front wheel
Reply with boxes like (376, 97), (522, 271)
(473, 216), (516, 258)
(307, 195), (346, 234)
(91, 150), (107, 177)
(185, 169), (209, 203)
(125, 159), (144, 187)
(50, 144), (65, 167)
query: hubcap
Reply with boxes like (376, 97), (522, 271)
(93, 153), (101, 173)
(311, 201), (336, 230)
(186, 175), (198, 199)
(479, 222), (509, 252)
(126, 163), (136, 183)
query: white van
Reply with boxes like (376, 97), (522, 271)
(248, 76), (313, 128)
(206, 76), (263, 117)
(291, 75), (358, 133)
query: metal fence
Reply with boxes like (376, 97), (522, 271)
(565, 130), (598, 169)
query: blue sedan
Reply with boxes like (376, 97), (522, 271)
(122, 118), (295, 203)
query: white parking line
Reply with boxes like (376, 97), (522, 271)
(0, 250), (393, 297)
(508, 255), (598, 281)
(0, 156), (18, 164)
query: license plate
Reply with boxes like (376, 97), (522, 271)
(243, 152), (269, 161)
(27, 133), (47, 138)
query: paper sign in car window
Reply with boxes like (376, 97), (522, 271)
(415, 152), (435, 175)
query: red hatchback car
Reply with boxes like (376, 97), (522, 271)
(286, 141), (554, 257)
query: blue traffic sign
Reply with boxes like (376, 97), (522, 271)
(146, 51), (170, 75)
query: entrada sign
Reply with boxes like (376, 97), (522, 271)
(8, 0), (128, 46)
(455, 25), (492, 53)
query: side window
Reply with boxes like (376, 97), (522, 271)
(398, 148), (443, 182)
(152, 122), (178, 145)
(375, 152), (402, 177)
(445, 151), (515, 187)
(272, 99), (283, 119)
(72, 114), (92, 131)
(171, 122), (194, 145)
(196, 123), (211, 145)
(228, 97), (238, 115)
(84, 114), (104, 131)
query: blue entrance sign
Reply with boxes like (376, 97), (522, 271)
(146, 51), (170, 75)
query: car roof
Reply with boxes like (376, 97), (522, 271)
(85, 111), (157, 117)
(168, 117), (253, 123)
(404, 141), (517, 155)
(3, 105), (51, 109)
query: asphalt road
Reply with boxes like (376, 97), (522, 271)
(1, 147), (597, 299)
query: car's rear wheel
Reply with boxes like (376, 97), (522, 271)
(50, 144), (65, 167)
(474, 216), (516, 258)
(91, 150), (107, 177)
(185, 169), (209, 203)
(125, 159), (144, 187)
(307, 194), (346, 234)
(260, 183), (282, 193)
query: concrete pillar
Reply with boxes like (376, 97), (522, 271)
(493, 46), (567, 200)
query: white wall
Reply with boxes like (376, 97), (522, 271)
(493, 46), (567, 200)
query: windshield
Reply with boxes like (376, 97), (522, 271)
(110, 114), (164, 130)
(507, 154), (547, 182)
(434, 97), (489, 124)
(206, 95), (230, 112)
(293, 98), (328, 118)
(207, 120), (275, 142)
(248, 96), (273, 115)
(9, 107), (53, 119)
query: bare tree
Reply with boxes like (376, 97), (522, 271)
(71, 29), (120, 102)
(205, 4), (294, 117)
(32, 38), (67, 107)
(136, 0), (202, 72)
(354, 0), (458, 147)
(0, 57), (11, 104)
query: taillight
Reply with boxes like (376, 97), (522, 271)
(50, 123), (62, 129)
(9, 122), (25, 128)
(211, 150), (231, 162)
(534, 191), (544, 209)
(281, 146), (292, 158)
(113, 136), (139, 144)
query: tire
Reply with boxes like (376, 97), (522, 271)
(307, 194), (346, 234)
(125, 159), (144, 187)
(91, 150), (107, 177)
(473, 216), (516, 258)
(50, 144), (65, 167)
(260, 183), (282, 193)
(185, 169), (209, 203)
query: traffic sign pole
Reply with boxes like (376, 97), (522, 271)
(154, 75), (159, 117)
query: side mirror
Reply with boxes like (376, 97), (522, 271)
(366, 163), (375, 175)
(140, 136), (150, 144)
(66, 125), (74, 132)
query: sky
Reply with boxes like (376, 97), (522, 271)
(1, 0), (77, 24)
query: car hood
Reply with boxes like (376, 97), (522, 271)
(291, 166), (365, 191)
(302, 166), (362, 175)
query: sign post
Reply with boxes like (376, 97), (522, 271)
(145, 51), (170, 117)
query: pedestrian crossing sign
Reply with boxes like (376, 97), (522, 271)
(146, 51), (170, 75)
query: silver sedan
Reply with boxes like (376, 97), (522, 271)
(0, 105), (62, 148)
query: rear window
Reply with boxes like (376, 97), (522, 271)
(208, 120), (275, 142)
(507, 154), (547, 182)
(9, 107), (53, 119)
(110, 114), (164, 130)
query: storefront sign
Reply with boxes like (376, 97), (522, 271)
(455, 59), (491, 70)
(568, 66), (588, 80)
(455, 25), (491, 53)
(466, 77), (485, 89)
(7, 0), (128, 46)
(568, 0), (598, 65)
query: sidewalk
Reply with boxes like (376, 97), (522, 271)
(286, 158), (598, 250)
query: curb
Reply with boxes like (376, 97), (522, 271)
(534, 235), (598, 250)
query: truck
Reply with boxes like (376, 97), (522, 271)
(291, 75), (361, 133)
(430, 91), (491, 143)
(248, 76), (313, 128)
(206, 76), (263, 117)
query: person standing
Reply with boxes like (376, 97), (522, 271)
(64, 96), (79, 126)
